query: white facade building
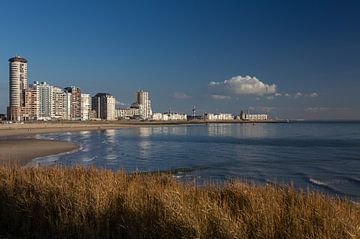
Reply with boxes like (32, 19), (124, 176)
(80, 93), (91, 121)
(33, 81), (53, 120)
(152, 112), (187, 121)
(242, 113), (268, 121)
(136, 90), (152, 120)
(52, 86), (65, 119)
(204, 113), (234, 121)
(116, 108), (141, 119)
(64, 92), (72, 120)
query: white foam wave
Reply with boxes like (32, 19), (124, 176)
(309, 178), (328, 186)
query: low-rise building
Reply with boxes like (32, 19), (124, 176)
(240, 111), (268, 121)
(116, 107), (141, 119)
(152, 112), (187, 121)
(204, 113), (234, 121)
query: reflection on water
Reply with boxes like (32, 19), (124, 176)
(207, 123), (270, 138)
(33, 123), (360, 199)
(136, 127), (151, 138)
(151, 126), (188, 136)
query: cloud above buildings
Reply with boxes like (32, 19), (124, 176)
(272, 92), (319, 99)
(116, 100), (128, 107)
(308, 92), (319, 98)
(294, 92), (303, 99)
(211, 94), (232, 100)
(293, 92), (319, 99)
(173, 92), (191, 99)
(209, 75), (277, 95)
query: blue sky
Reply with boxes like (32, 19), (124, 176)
(1, 0), (359, 119)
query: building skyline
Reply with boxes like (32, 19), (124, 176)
(2, 1), (359, 120)
(4, 55), (270, 122)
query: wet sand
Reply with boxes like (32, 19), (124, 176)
(0, 139), (79, 166)
(0, 122), (137, 137)
(0, 122), (169, 166)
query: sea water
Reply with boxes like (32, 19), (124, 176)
(33, 122), (360, 199)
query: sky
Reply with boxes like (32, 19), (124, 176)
(0, 0), (360, 120)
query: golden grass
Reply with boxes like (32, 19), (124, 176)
(0, 166), (359, 239)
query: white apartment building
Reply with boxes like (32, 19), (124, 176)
(204, 113), (234, 121)
(52, 86), (65, 119)
(81, 93), (92, 121)
(116, 108), (141, 119)
(152, 112), (187, 121)
(242, 113), (268, 121)
(33, 81), (53, 120)
(63, 92), (72, 120)
(136, 90), (152, 120)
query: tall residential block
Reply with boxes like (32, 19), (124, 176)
(136, 90), (152, 120)
(92, 93), (116, 120)
(64, 86), (81, 120)
(33, 81), (53, 120)
(81, 93), (92, 121)
(8, 55), (28, 121)
(23, 87), (38, 120)
(52, 86), (65, 119)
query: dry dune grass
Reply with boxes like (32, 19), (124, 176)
(0, 166), (359, 239)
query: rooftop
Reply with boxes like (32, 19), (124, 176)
(8, 55), (28, 63)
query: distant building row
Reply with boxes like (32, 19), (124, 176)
(6, 55), (268, 122)
(6, 56), (152, 121)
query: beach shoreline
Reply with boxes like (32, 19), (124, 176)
(0, 120), (285, 137)
(0, 120), (283, 166)
(0, 139), (79, 166)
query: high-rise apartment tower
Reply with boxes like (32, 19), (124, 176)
(92, 93), (116, 120)
(8, 55), (28, 121)
(136, 90), (152, 120)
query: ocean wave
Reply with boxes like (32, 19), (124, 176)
(309, 178), (329, 186)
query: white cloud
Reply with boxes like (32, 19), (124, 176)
(294, 92), (303, 99)
(173, 92), (191, 99)
(211, 94), (231, 100)
(308, 92), (319, 98)
(116, 100), (128, 107)
(209, 75), (276, 95)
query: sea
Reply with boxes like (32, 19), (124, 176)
(32, 122), (360, 200)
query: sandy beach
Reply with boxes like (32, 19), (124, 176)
(0, 122), (184, 165)
(0, 122), (178, 166)
(0, 139), (78, 166)
(0, 123), (130, 165)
